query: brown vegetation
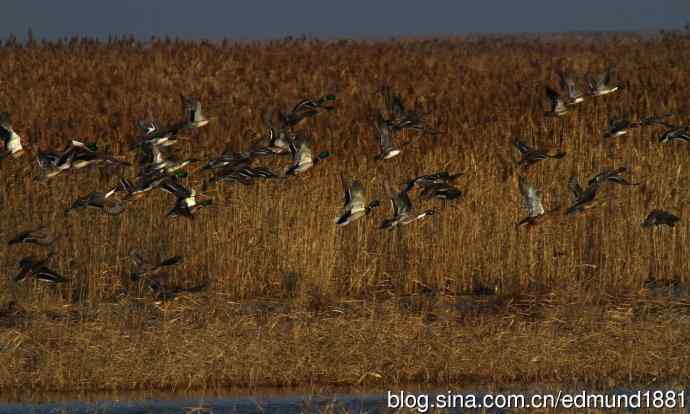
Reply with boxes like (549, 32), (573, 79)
(0, 33), (689, 392)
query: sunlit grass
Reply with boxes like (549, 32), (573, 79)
(0, 33), (689, 391)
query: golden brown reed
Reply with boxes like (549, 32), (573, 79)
(0, 33), (689, 392)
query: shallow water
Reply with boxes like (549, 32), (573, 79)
(0, 388), (386, 414)
(1, 386), (688, 413)
(0, 395), (381, 414)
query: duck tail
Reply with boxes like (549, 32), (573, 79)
(335, 212), (350, 226)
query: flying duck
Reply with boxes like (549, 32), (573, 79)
(603, 117), (639, 139)
(64, 187), (126, 216)
(128, 249), (183, 281)
(285, 136), (330, 176)
(659, 125), (690, 144)
(8, 226), (55, 246)
(585, 66), (621, 97)
(14, 254), (68, 284)
(380, 185), (435, 230)
(557, 70), (585, 104)
(374, 113), (403, 160)
(0, 112), (25, 159)
(513, 137), (566, 167)
(334, 174), (380, 225)
(517, 176), (546, 226)
(642, 210), (680, 228)
(382, 86), (437, 134)
(404, 171), (463, 191)
(545, 87), (569, 117)
(181, 95), (210, 128)
(566, 175), (601, 215)
(587, 167), (639, 187)
(279, 95), (336, 128)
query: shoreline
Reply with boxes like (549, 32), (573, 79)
(1, 293), (689, 393)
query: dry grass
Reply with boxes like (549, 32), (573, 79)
(0, 33), (689, 392)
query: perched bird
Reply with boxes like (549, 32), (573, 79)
(64, 188), (126, 216)
(587, 167), (639, 187)
(334, 175), (380, 226)
(0, 112), (25, 159)
(566, 176), (600, 215)
(380, 185), (435, 230)
(642, 210), (680, 228)
(545, 87), (569, 117)
(513, 138), (565, 167)
(659, 126), (690, 144)
(517, 176), (546, 226)
(14, 255), (68, 284)
(585, 66), (620, 97)
(557, 70), (585, 104)
(285, 136), (330, 176)
(8, 226), (55, 246)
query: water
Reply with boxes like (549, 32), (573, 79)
(0, 395), (382, 414)
(1, 386), (688, 413)
(0, 388), (386, 414)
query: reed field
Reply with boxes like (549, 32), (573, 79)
(0, 32), (689, 392)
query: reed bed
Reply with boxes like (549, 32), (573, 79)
(0, 33), (689, 391)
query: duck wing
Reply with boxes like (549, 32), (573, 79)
(349, 180), (367, 211)
(568, 176), (583, 200)
(546, 87), (564, 113)
(519, 176), (544, 218)
(340, 174), (352, 207)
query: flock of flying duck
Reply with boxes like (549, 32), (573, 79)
(529, 66), (684, 228)
(0, 65), (685, 291)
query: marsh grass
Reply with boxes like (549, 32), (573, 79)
(0, 33), (689, 391)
